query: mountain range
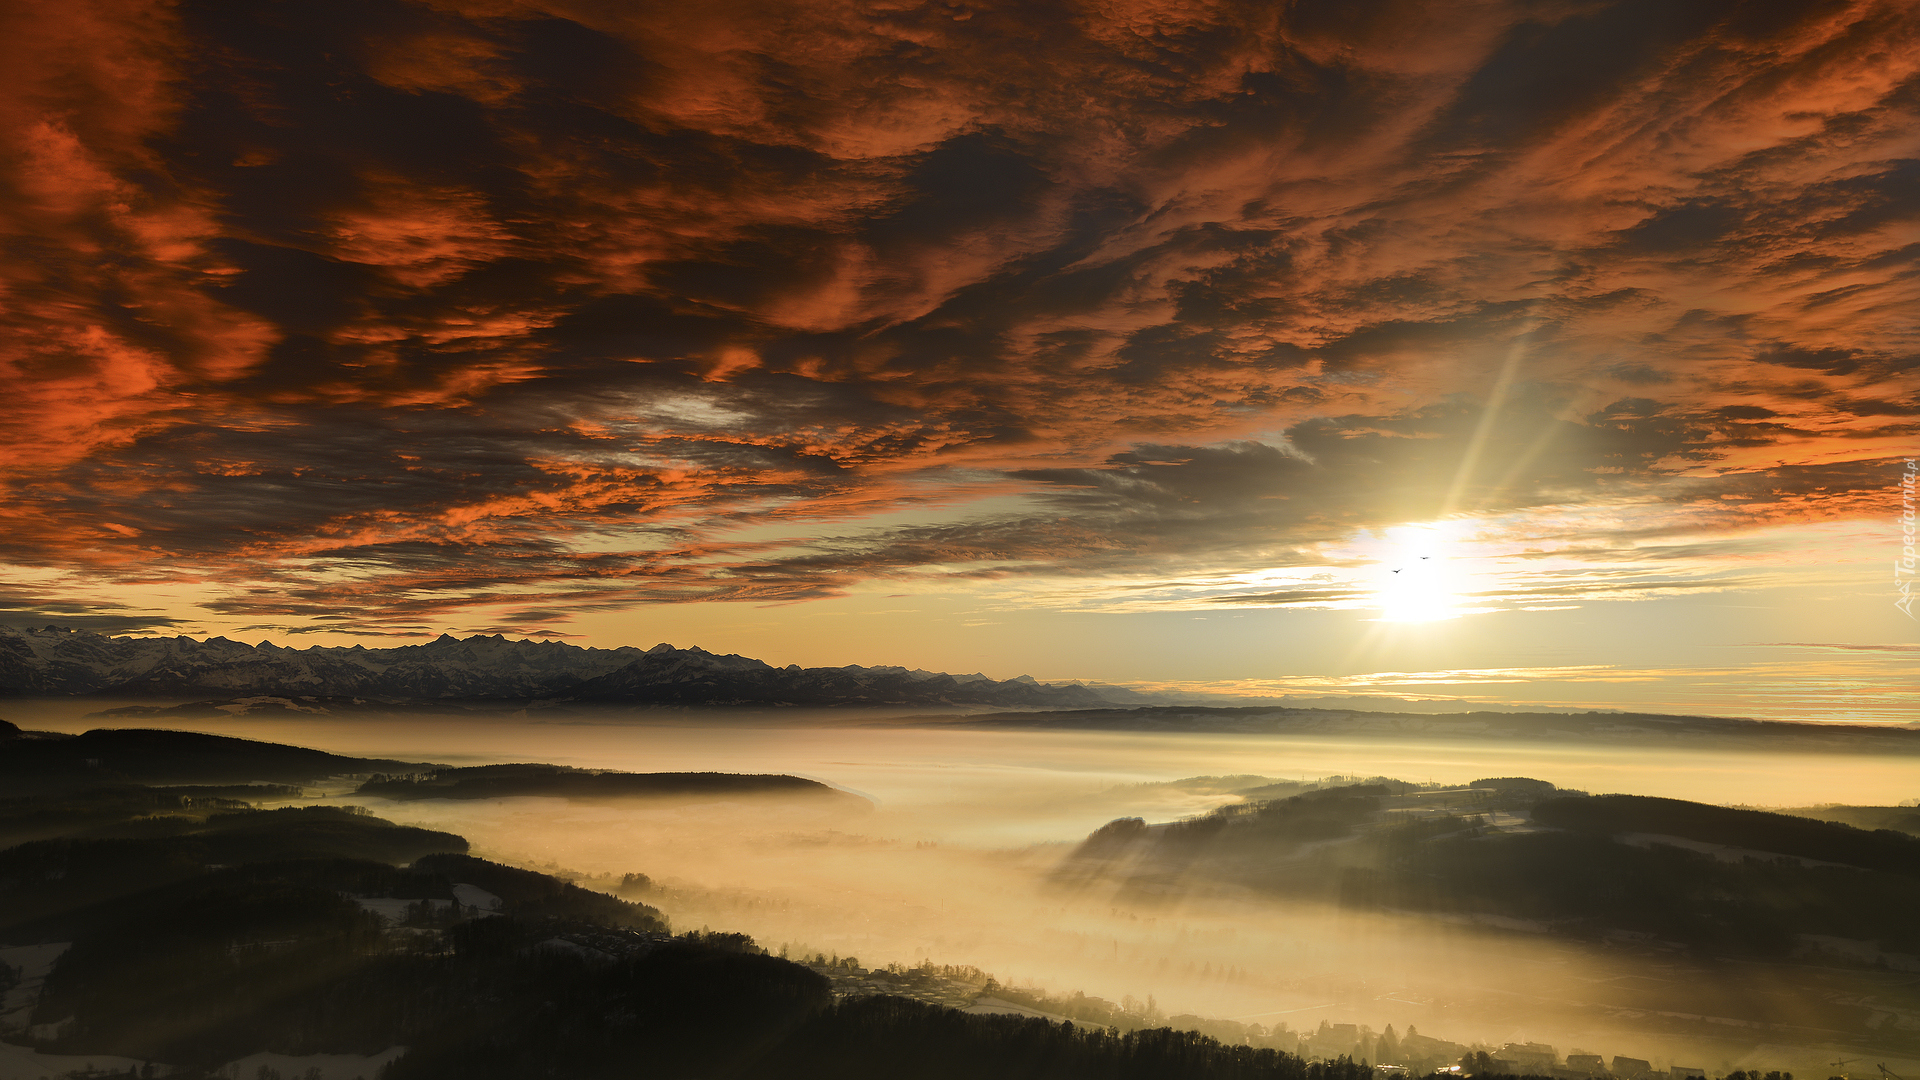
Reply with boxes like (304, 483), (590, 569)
(6, 626), (1908, 743)
(0, 624), (1117, 709)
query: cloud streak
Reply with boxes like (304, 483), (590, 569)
(1, 0), (1915, 634)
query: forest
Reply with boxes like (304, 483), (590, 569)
(0, 725), (1391, 1079)
(1062, 780), (1920, 965)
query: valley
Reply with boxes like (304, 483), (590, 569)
(3, 711), (1914, 1079)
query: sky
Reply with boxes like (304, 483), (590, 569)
(1, 0), (1917, 719)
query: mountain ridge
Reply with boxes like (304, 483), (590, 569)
(0, 624), (1113, 709)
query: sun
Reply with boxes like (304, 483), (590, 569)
(1369, 524), (1466, 622)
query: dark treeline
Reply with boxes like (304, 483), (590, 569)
(0, 725), (431, 796)
(391, 969), (1383, 1080)
(1778, 803), (1920, 837)
(0, 806), (469, 937)
(354, 762), (867, 807)
(1352, 825), (1920, 959)
(1531, 795), (1920, 874)
(757, 998), (1378, 1080)
(0, 783), (313, 850)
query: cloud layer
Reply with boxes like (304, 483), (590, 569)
(2, 0), (1916, 634)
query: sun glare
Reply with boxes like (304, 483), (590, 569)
(1369, 524), (1465, 622)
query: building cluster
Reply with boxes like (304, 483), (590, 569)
(793, 965), (1770, 1080)
(1446, 1042), (1713, 1080)
(804, 959), (986, 1011)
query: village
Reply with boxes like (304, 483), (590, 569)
(792, 953), (1798, 1080)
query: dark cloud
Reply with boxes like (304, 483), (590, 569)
(0, 590), (191, 635)
(1, 0), (1915, 627)
(232, 623), (438, 637)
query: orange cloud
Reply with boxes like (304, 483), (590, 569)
(0, 0), (1914, 632)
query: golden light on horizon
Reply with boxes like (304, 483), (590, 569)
(1368, 524), (1468, 623)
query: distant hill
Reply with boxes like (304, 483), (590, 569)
(926, 704), (1920, 751)
(353, 763), (871, 808)
(0, 625), (1113, 709)
(1060, 780), (1920, 963)
(0, 725), (438, 795)
(1778, 803), (1920, 836)
(0, 727), (884, 820)
(1532, 794), (1920, 874)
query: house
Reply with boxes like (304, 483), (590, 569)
(1613, 1058), (1653, 1078)
(1403, 1032), (1467, 1064)
(1499, 1043), (1558, 1073)
(1308, 1023), (1361, 1058)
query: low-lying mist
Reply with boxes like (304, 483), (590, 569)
(17, 706), (1920, 1075)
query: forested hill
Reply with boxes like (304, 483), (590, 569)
(0, 726), (866, 806)
(354, 763), (871, 807)
(0, 723), (436, 796)
(1057, 778), (1920, 1057)
(1065, 779), (1920, 962)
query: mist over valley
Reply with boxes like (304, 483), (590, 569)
(5, 699), (1915, 1080)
